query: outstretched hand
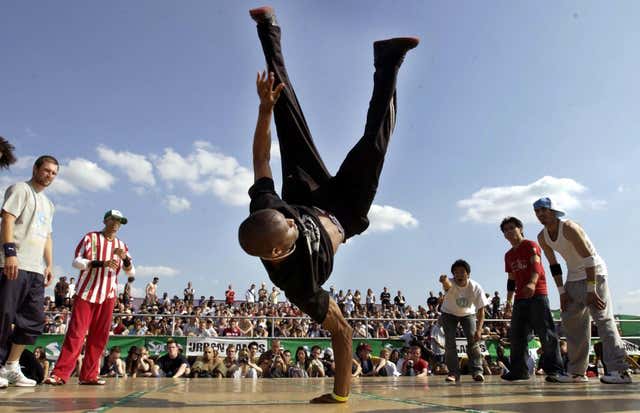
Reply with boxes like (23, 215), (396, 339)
(256, 70), (285, 110)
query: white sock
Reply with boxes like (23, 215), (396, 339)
(6, 361), (19, 368)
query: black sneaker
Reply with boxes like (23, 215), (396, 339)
(373, 37), (420, 67)
(501, 371), (530, 382)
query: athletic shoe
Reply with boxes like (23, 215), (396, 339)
(249, 6), (277, 26)
(79, 378), (107, 385)
(373, 37), (420, 67)
(0, 364), (36, 387)
(544, 373), (586, 383)
(600, 370), (632, 384)
(0, 376), (8, 389)
(43, 375), (66, 385)
(445, 374), (459, 383)
(473, 373), (485, 382)
(500, 372), (530, 382)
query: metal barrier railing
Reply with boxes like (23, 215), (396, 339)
(43, 310), (640, 339)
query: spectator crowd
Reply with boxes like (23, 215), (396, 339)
(30, 278), (636, 384)
(45, 278), (511, 341)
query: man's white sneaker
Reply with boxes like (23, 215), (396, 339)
(0, 364), (37, 387)
(600, 370), (632, 384)
(0, 376), (8, 389)
(546, 373), (589, 383)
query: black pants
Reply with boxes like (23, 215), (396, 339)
(257, 24), (401, 239)
(0, 269), (45, 363)
(509, 295), (563, 376)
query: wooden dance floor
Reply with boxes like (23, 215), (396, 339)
(1, 376), (639, 413)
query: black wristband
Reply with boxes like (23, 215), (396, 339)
(90, 260), (104, 268)
(123, 257), (131, 267)
(507, 279), (516, 292)
(550, 264), (562, 277)
(3, 242), (17, 257)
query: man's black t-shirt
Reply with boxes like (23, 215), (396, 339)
(157, 354), (188, 377)
(380, 292), (391, 305)
(248, 177), (334, 323)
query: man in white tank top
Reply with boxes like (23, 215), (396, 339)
(534, 197), (630, 384)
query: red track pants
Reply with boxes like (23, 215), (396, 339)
(51, 296), (115, 382)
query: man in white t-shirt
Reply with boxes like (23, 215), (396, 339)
(0, 155), (58, 388)
(268, 286), (280, 305)
(67, 277), (76, 299)
(438, 259), (490, 383)
(429, 319), (446, 365)
(245, 283), (256, 305)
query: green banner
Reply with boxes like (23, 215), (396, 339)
(30, 334), (633, 362)
(27, 335), (187, 361)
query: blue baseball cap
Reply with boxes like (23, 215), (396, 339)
(533, 197), (565, 217)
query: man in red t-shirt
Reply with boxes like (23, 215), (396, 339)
(225, 285), (235, 307)
(223, 319), (243, 337)
(501, 216), (565, 382)
(401, 345), (428, 377)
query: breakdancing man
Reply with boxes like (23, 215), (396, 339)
(238, 6), (418, 404)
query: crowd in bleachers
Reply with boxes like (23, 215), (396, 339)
(45, 278), (510, 340)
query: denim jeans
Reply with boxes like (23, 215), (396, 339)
(510, 295), (563, 376)
(440, 312), (482, 376)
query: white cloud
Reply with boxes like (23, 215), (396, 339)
(14, 156), (36, 170)
(367, 204), (419, 232)
(133, 187), (147, 196)
(48, 177), (79, 195)
(135, 265), (180, 278)
(619, 289), (640, 312)
(97, 145), (156, 186)
(25, 127), (38, 138)
(457, 176), (605, 224)
(154, 142), (252, 206)
(55, 204), (79, 214)
(155, 148), (199, 182)
(117, 284), (144, 298)
(270, 141), (281, 159)
(618, 185), (625, 193)
(50, 158), (115, 194)
(0, 176), (19, 196)
(165, 195), (191, 213)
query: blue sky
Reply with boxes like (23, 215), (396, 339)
(2, 1), (639, 314)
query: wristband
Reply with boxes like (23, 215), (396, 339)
(586, 283), (596, 293)
(557, 286), (565, 295)
(123, 257), (131, 267)
(90, 260), (104, 268)
(3, 242), (17, 257)
(331, 392), (349, 402)
(583, 256), (597, 268)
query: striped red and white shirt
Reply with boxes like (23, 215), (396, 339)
(72, 231), (135, 304)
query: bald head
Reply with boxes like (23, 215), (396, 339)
(238, 209), (296, 258)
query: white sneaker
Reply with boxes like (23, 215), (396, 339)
(547, 373), (589, 383)
(601, 370), (632, 384)
(0, 376), (8, 389)
(0, 364), (37, 387)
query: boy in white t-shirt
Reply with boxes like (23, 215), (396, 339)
(439, 259), (490, 383)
